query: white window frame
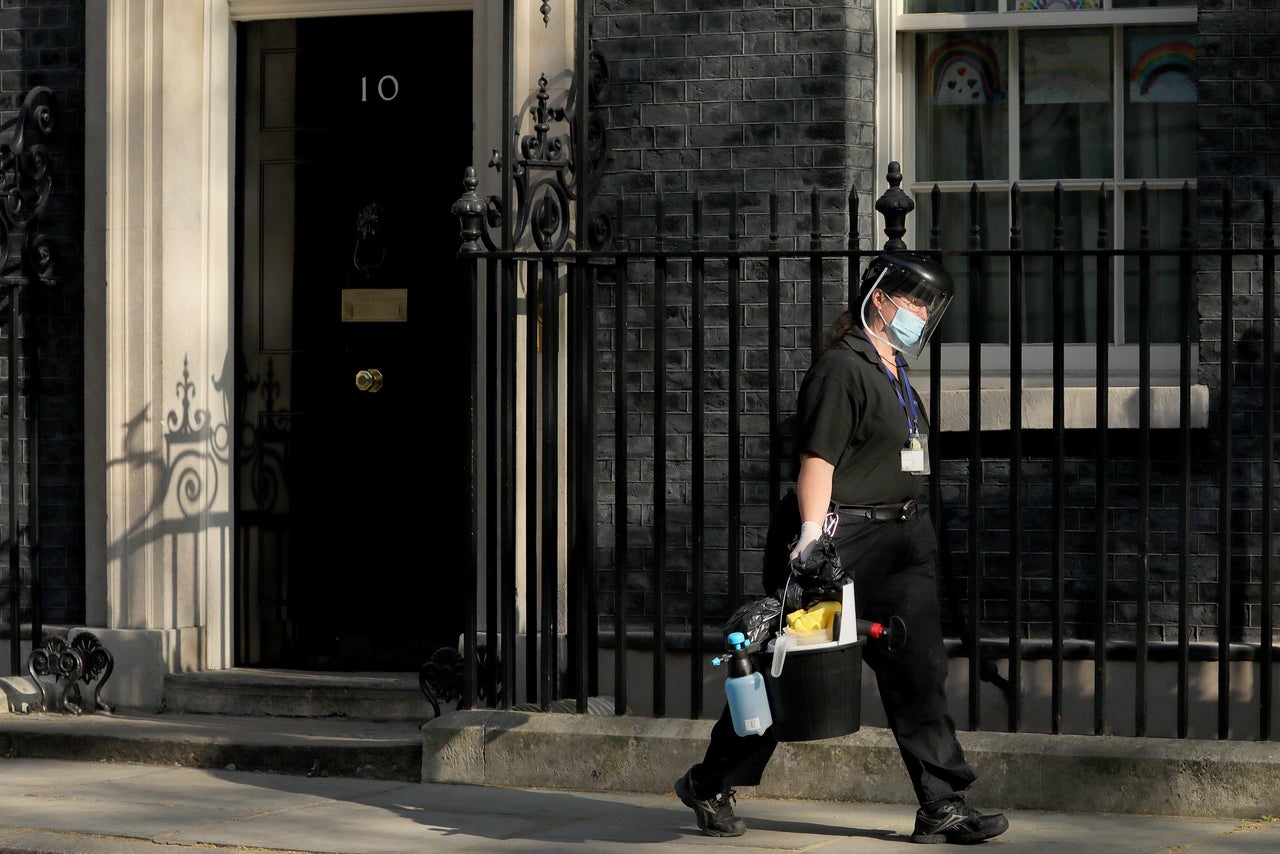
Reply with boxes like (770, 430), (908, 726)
(876, 1), (1207, 429)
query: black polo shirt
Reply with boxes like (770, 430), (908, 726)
(790, 330), (927, 505)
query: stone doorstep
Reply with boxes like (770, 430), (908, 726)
(3, 669), (438, 722)
(0, 668), (433, 782)
(0, 710), (426, 782)
(161, 669), (435, 722)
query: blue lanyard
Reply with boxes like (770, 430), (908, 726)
(879, 355), (920, 436)
(854, 330), (920, 436)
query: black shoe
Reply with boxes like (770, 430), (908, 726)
(910, 797), (1009, 844)
(674, 769), (746, 837)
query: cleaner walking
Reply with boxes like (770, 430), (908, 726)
(676, 252), (1009, 845)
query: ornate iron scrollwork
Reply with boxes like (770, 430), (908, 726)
(0, 86), (56, 281)
(455, 50), (610, 253)
(26, 632), (115, 715)
(513, 74), (571, 250)
(419, 644), (502, 719)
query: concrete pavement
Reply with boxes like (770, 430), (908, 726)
(3, 666), (1280, 854)
(1, 755), (1279, 853)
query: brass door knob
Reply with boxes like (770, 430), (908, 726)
(355, 368), (383, 392)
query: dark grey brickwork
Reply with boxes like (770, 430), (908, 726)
(0, 1), (86, 635)
(1188, 2), (1280, 645)
(587, 0), (877, 639)
(583, 2), (1280, 653)
(589, 0), (876, 246)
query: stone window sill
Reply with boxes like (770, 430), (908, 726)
(914, 382), (1211, 432)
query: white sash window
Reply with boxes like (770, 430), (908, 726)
(885, 1), (1198, 388)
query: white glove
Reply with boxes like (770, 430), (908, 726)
(789, 521), (823, 564)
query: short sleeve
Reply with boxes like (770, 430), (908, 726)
(792, 370), (858, 466)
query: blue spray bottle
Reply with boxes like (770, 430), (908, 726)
(713, 631), (773, 737)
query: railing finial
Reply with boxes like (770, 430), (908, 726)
(875, 160), (914, 252)
(452, 167), (487, 255)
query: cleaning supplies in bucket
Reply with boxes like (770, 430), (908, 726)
(770, 600), (842, 676)
(788, 599), (841, 642)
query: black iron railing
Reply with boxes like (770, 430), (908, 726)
(0, 86), (57, 675)
(454, 168), (1279, 741)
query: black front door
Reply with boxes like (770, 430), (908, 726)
(235, 12), (472, 670)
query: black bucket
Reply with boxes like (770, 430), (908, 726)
(751, 640), (864, 741)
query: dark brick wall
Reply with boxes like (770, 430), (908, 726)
(589, 0), (876, 246)
(0, 1), (86, 634)
(587, 0), (876, 636)
(1188, 2), (1280, 645)
(1198, 0), (1280, 213)
(933, 428), (1239, 648)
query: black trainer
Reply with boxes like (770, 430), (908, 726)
(910, 797), (1009, 844)
(674, 769), (746, 837)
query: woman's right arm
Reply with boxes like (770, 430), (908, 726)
(796, 452), (835, 521)
(791, 452), (835, 560)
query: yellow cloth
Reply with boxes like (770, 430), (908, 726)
(786, 600), (841, 631)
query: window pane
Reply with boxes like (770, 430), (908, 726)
(916, 32), (1009, 182)
(903, 16), (1196, 359)
(1012, 0), (1100, 9)
(1124, 28), (1196, 178)
(916, 191), (1011, 345)
(1122, 188), (1197, 344)
(1019, 30), (1113, 180)
(906, 0), (998, 12)
(1019, 190), (1104, 344)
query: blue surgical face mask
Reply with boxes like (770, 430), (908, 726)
(882, 296), (927, 347)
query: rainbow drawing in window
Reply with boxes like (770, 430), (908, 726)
(1017, 0), (1100, 9)
(927, 39), (1006, 106)
(1129, 36), (1196, 103)
(1022, 33), (1110, 104)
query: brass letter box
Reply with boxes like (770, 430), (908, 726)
(341, 288), (408, 322)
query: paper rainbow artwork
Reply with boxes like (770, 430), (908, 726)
(1129, 38), (1196, 103)
(1022, 34), (1110, 104)
(1017, 0), (1100, 9)
(927, 39), (1006, 106)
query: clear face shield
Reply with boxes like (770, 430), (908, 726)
(857, 258), (955, 360)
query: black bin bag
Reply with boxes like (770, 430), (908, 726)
(722, 596), (783, 652)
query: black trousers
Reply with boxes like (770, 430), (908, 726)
(693, 497), (978, 807)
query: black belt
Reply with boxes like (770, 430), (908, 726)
(837, 499), (920, 523)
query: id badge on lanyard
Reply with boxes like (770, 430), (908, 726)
(883, 357), (929, 475)
(902, 431), (928, 474)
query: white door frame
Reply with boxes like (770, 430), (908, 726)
(81, 0), (540, 705)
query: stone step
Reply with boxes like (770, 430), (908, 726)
(0, 669), (437, 783)
(0, 709), (425, 781)
(163, 668), (439, 722)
